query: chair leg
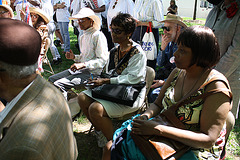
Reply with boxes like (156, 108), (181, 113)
(43, 57), (55, 75)
(88, 124), (94, 135)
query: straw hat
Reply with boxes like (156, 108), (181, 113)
(69, 8), (101, 30)
(160, 14), (187, 28)
(29, 7), (50, 24)
(0, 4), (14, 18)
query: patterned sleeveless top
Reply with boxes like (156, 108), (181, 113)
(161, 69), (230, 159)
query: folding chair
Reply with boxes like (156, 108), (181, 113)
(41, 37), (54, 75)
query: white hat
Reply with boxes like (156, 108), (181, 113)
(0, 4), (14, 18)
(69, 8), (100, 30)
(29, 7), (50, 24)
(160, 14), (187, 28)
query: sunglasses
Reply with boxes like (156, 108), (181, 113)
(162, 26), (171, 32)
(30, 14), (38, 19)
(0, 11), (8, 15)
(110, 28), (124, 34)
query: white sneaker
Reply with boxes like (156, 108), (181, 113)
(93, 130), (108, 148)
(61, 44), (64, 49)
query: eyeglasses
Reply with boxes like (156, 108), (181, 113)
(110, 28), (124, 34)
(162, 26), (171, 32)
(77, 18), (91, 23)
(0, 11), (8, 15)
(78, 19), (87, 23)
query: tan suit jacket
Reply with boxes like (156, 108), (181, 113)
(0, 75), (78, 160)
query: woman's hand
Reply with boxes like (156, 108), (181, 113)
(20, 9), (26, 22)
(151, 80), (165, 89)
(134, 114), (149, 120)
(89, 78), (110, 87)
(131, 119), (160, 135)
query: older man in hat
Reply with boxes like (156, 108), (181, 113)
(48, 8), (108, 100)
(149, 14), (187, 102)
(0, 19), (78, 160)
(0, 4), (13, 18)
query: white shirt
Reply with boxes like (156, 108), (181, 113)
(74, 27), (109, 75)
(107, 0), (134, 30)
(133, 0), (164, 28)
(54, 0), (70, 22)
(42, 0), (54, 21)
(0, 82), (33, 124)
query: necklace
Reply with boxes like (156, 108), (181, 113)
(118, 46), (132, 59)
(112, 0), (118, 9)
(180, 69), (207, 98)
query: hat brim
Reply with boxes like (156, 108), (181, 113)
(29, 7), (50, 24)
(0, 5), (14, 18)
(160, 19), (187, 28)
(69, 14), (101, 30)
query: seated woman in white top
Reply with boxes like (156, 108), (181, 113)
(78, 13), (147, 148)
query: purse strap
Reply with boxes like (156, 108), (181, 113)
(111, 46), (136, 76)
(161, 76), (232, 129)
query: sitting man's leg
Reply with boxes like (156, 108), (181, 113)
(49, 69), (91, 99)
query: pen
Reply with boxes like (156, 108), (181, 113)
(90, 73), (93, 79)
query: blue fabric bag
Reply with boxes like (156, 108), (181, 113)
(111, 114), (198, 160)
(111, 115), (146, 160)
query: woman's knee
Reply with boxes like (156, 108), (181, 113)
(78, 92), (89, 106)
(89, 102), (106, 118)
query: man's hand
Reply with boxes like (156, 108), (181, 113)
(65, 49), (75, 59)
(160, 34), (172, 51)
(70, 63), (85, 72)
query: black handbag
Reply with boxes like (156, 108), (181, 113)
(91, 46), (146, 106)
(92, 82), (145, 106)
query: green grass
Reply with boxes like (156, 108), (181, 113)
(43, 20), (240, 159)
(42, 26), (79, 80)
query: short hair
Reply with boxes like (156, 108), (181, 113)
(170, 0), (176, 5)
(110, 13), (136, 36)
(0, 61), (37, 79)
(177, 26), (220, 68)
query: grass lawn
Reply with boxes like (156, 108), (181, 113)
(42, 20), (240, 160)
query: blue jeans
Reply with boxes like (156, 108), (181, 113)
(58, 22), (70, 52)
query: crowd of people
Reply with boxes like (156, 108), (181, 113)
(0, 0), (239, 159)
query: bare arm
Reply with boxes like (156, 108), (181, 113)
(132, 80), (231, 148)
(92, 5), (105, 13)
(138, 68), (179, 119)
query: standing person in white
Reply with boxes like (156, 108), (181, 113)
(54, 0), (71, 53)
(42, 0), (62, 64)
(132, 0), (164, 70)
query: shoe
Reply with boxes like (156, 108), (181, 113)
(51, 58), (62, 65)
(54, 40), (61, 47)
(93, 130), (108, 148)
(61, 44), (64, 49)
(57, 57), (62, 63)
